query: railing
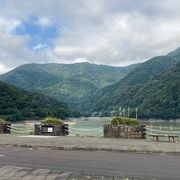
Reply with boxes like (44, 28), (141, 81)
(68, 126), (103, 137)
(7, 124), (34, 135)
(146, 125), (180, 136)
(5, 123), (180, 139)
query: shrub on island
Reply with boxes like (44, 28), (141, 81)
(111, 117), (139, 126)
(41, 117), (64, 125)
(35, 117), (68, 136)
(104, 117), (145, 139)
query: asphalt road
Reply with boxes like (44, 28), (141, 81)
(0, 146), (180, 179)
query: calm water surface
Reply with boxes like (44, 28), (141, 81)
(68, 117), (180, 137)
(11, 117), (180, 138)
(68, 117), (180, 128)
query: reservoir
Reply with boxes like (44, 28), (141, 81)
(68, 117), (180, 138)
(10, 117), (180, 141)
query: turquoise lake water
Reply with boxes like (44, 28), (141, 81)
(10, 117), (180, 140)
(68, 117), (180, 138)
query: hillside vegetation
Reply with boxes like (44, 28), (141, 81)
(0, 48), (180, 119)
(90, 49), (180, 119)
(0, 81), (71, 121)
(0, 62), (138, 109)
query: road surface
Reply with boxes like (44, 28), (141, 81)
(0, 146), (180, 179)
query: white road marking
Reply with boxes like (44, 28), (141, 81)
(0, 154), (5, 157)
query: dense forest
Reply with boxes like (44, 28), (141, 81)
(89, 49), (180, 119)
(0, 81), (72, 121)
(0, 62), (139, 109)
(0, 48), (180, 119)
(137, 62), (180, 118)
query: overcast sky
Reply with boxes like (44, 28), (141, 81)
(0, 0), (180, 74)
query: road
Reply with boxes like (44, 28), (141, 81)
(0, 146), (180, 179)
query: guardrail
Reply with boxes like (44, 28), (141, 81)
(7, 124), (34, 135)
(146, 125), (180, 135)
(69, 127), (103, 136)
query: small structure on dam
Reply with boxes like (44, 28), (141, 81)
(104, 124), (146, 139)
(34, 117), (69, 136)
(104, 117), (146, 139)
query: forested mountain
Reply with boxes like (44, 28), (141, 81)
(1, 47), (179, 119)
(0, 81), (71, 121)
(89, 49), (180, 118)
(137, 62), (180, 118)
(0, 62), (139, 109)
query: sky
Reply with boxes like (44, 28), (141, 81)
(0, 0), (180, 74)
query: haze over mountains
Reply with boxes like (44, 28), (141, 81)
(0, 47), (180, 119)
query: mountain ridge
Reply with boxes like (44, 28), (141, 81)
(0, 47), (180, 119)
(0, 62), (139, 109)
(89, 49), (180, 118)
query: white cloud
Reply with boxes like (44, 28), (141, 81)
(38, 17), (52, 26)
(0, 0), (180, 73)
(33, 43), (47, 50)
(0, 63), (6, 74)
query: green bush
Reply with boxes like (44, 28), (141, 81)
(111, 117), (139, 126)
(41, 117), (64, 125)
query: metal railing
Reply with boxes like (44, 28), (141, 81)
(7, 124), (34, 135)
(68, 126), (103, 137)
(146, 125), (180, 136)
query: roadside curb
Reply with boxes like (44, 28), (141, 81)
(1, 143), (180, 155)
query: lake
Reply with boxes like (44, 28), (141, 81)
(68, 117), (180, 138)
(10, 117), (180, 140)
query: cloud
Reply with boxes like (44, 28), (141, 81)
(32, 43), (47, 50)
(0, 63), (7, 74)
(14, 16), (59, 50)
(38, 17), (52, 27)
(0, 0), (180, 73)
(0, 17), (30, 67)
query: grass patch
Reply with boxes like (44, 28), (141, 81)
(41, 117), (64, 125)
(111, 117), (139, 126)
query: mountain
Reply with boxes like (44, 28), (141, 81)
(0, 81), (71, 121)
(0, 62), (139, 109)
(90, 48), (180, 119)
(137, 62), (180, 118)
(1, 47), (179, 119)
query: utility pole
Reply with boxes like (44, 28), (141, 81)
(128, 107), (130, 118)
(135, 108), (138, 119)
(123, 108), (125, 117)
(119, 107), (122, 117)
(110, 111), (112, 117)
